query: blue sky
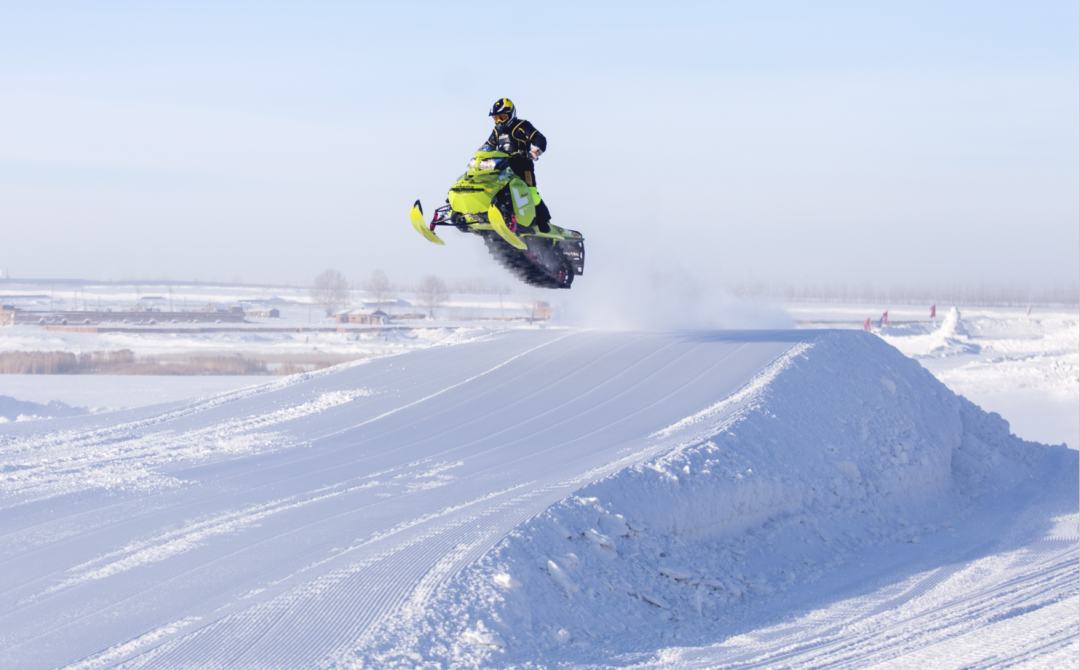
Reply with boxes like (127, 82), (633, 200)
(1, 1), (1077, 289)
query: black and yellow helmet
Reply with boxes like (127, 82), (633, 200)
(489, 98), (516, 130)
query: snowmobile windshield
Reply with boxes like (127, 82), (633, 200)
(467, 151), (510, 172)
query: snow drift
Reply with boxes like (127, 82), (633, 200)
(0, 396), (87, 423)
(879, 306), (980, 359)
(0, 328), (1073, 670)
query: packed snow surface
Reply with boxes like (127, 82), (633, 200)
(0, 329), (1075, 669)
(0, 396), (87, 423)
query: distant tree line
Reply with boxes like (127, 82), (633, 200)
(727, 281), (1079, 307)
(310, 269), (478, 319)
(0, 350), (269, 375)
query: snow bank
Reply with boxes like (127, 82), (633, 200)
(351, 331), (1066, 667)
(880, 306), (980, 359)
(922, 307), (980, 356)
(0, 395), (87, 423)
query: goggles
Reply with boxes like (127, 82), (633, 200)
(492, 113), (511, 124)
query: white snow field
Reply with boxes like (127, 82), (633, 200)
(0, 329), (1076, 669)
(0, 377), (268, 417)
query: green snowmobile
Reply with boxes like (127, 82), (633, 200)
(410, 150), (585, 289)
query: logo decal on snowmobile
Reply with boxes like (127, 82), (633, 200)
(512, 187), (531, 209)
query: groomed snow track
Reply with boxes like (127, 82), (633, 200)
(0, 329), (1075, 669)
(0, 330), (801, 668)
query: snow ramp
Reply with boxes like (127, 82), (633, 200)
(0, 329), (1074, 669)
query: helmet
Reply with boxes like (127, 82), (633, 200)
(489, 98), (516, 130)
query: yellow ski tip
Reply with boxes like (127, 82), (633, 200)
(487, 205), (527, 250)
(410, 201), (444, 246)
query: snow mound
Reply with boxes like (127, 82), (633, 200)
(924, 307), (980, 356)
(883, 307), (980, 359)
(350, 331), (1069, 667)
(0, 395), (88, 423)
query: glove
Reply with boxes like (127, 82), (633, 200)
(528, 145), (543, 161)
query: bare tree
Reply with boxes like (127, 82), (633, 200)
(416, 274), (450, 319)
(521, 296), (543, 321)
(363, 269), (397, 313)
(493, 281), (511, 318)
(310, 268), (351, 317)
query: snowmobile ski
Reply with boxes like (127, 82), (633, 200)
(486, 205), (527, 250)
(410, 201), (444, 245)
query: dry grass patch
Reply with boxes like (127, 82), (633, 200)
(0, 350), (269, 375)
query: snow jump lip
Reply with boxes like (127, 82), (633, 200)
(676, 328), (828, 343)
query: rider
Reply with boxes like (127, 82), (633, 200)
(481, 98), (552, 231)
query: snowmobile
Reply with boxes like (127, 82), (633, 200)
(409, 150), (585, 289)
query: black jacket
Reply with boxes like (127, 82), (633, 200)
(482, 119), (546, 187)
(482, 119), (546, 155)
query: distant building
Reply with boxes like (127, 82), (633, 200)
(245, 308), (280, 318)
(336, 309), (389, 325)
(0, 303), (14, 327)
(533, 301), (554, 320)
(125, 303), (151, 312)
